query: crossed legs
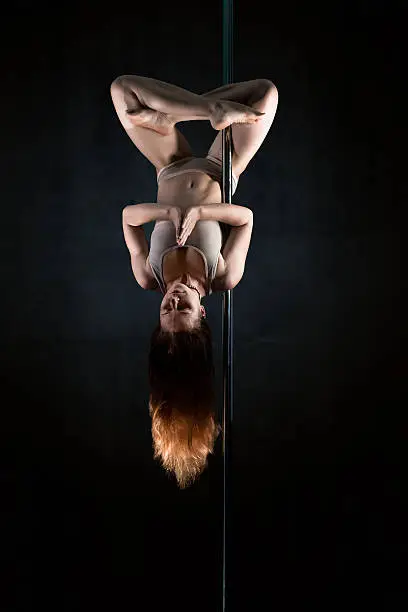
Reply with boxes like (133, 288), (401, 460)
(110, 75), (278, 175)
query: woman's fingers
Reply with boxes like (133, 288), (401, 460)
(182, 208), (194, 227)
(181, 220), (191, 235)
(177, 208), (198, 245)
(169, 206), (183, 237)
(178, 224), (192, 245)
(178, 229), (189, 245)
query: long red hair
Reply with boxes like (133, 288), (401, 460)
(148, 319), (221, 489)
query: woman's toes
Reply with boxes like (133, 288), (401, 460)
(210, 100), (266, 130)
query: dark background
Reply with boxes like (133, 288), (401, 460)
(2, 0), (406, 610)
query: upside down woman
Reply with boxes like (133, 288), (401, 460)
(110, 75), (278, 488)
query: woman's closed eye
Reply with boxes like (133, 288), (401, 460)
(162, 307), (192, 314)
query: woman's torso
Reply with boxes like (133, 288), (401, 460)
(149, 163), (228, 288)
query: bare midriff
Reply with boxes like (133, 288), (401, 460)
(151, 169), (227, 288)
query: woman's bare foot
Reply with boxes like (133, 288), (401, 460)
(126, 108), (174, 135)
(210, 100), (266, 131)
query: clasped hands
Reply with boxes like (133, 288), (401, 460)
(168, 206), (201, 247)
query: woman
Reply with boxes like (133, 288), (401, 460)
(110, 75), (278, 488)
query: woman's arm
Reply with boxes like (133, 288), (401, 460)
(221, 215), (253, 289)
(122, 203), (170, 255)
(199, 203), (252, 226)
(122, 205), (166, 290)
(123, 203), (169, 228)
(122, 206), (158, 256)
(199, 203), (254, 290)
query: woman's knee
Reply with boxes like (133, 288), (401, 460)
(259, 79), (278, 97)
(110, 75), (127, 93)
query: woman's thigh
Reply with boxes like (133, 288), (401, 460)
(206, 82), (278, 178)
(111, 81), (193, 173)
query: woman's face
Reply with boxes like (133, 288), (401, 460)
(160, 283), (205, 332)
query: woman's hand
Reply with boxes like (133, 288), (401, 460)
(177, 206), (202, 246)
(168, 206), (183, 241)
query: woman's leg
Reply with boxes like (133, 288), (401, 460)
(200, 79), (271, 107)
(111, 77), (194, 171)
(205, 80), (279, 178)
(112, 75), (216, 127)
(110, 75), (270, 172)
(111, 75), (264, 133)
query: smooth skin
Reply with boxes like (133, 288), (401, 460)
(111, 76), (279, 331)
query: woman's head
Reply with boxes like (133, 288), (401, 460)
(160, 281), (206, 332)
(148, 315), (220, 489)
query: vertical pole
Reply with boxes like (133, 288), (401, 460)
(222, 0), (233, 611)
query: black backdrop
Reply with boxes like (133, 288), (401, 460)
(2, 1), (406, 610)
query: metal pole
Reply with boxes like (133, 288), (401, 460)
(222, 0), (233, 610)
